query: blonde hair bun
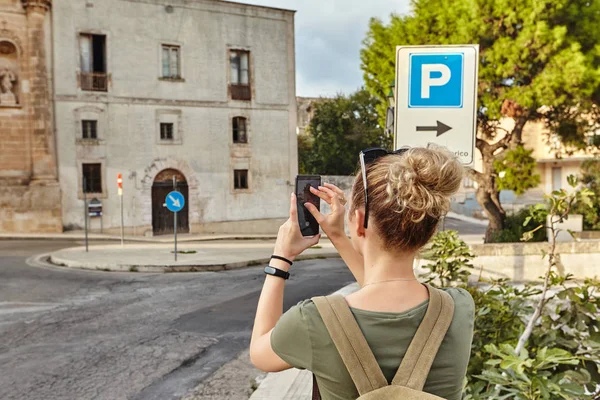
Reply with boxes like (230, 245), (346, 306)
(385, 147), (463, 222)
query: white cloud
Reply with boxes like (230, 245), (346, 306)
(228, 0), (411, 97)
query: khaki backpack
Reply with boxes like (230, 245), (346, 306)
(311, 284), (455, 400)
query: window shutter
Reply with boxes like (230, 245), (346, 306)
(79, 35), (92, 73)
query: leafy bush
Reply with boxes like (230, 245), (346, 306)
(573, 158), (600, 230)
(422, 230), (600, 399)
(491, 205), (548, 243)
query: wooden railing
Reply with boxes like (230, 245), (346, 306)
(230, 84), (251, 101)
(80, 72), (108, 92)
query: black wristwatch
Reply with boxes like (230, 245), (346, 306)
(264, 265), (290, 280)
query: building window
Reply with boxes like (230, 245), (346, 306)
(587, 133), (600, 146)
(79, 34), (107, 91)
(234, 169), (248, 190)
(160, 123), (174, 140)
(552, 167), (562, 191)
(161, 45), (180, 79)
(463, 176), (474, 189)
(81, 120), (97, 139)
(82, 163), (102, 193)
(232, 117), (247, 143)
(229, 50), (251, 101)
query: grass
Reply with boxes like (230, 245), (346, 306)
(311, 245), (323, 249)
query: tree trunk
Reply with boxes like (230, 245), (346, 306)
(476, 187), (505, 242)
(472, 138), (507, 243)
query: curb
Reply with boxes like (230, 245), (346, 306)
(0, 234), (279, 243)
(48, 252), (341, 273)
(446, 212), (488, 226)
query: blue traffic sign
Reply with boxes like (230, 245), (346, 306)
(165, 191), (185, 212)
(408, 53), (464, 108)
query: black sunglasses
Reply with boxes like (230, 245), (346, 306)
(359, 147), (410, 229)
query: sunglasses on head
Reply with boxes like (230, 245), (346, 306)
(359, 147), (410, 229)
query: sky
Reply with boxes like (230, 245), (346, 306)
(232, 0), (411, 97)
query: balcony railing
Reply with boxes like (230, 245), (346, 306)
(80, 72), (108, 92)
(230, 84), (251, 101)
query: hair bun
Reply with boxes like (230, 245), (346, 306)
(385, 148), (463, 222)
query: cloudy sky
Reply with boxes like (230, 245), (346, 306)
(233, 0), (411, 97)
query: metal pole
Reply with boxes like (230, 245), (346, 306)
(120, 194), (124, 247)
(174, 211), (178, 262)
(173, 176), (177, 262)
(83, 176), (89, 253)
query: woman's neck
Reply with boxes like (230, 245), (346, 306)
(361, 240), (417, 285)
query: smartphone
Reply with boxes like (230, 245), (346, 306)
(295, 175), (321, 236)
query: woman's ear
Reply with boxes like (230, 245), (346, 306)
(354, 209), (366, 238)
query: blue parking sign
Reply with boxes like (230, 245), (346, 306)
(409, 53), (464, 108)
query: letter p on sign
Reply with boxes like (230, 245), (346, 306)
(421, 64), (451, 99)
(409, 53), (464, 108)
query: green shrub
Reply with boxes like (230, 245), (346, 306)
(491, 205), (548, 243)
(422, 231), (600, 399)
(573, 158), (600, 230)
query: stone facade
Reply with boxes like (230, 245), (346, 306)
(53, 0), (297, 235)
(296, 96), (323, 136)
(0, 0), (62, 233)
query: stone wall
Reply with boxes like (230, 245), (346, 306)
(0, 0), (62, 233)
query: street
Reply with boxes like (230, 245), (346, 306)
(0, 240), (354, 400)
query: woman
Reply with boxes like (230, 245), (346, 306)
(250, 147), (474, 400)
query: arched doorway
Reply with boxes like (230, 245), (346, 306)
(152, 169), (189, 235)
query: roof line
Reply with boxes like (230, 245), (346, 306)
(219, 0), (296, 13)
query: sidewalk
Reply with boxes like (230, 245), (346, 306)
(249, 283), (360, 400)
(48, 239), (340, 272)
(0, 231), (277, 243)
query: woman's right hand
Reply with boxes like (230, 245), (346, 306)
(304, 183), (348, 240)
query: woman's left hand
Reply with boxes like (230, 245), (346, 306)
(273, 193), (321, 261)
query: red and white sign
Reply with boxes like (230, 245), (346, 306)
(117, 173), (123, 196)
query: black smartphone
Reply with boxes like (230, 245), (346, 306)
(295, 175), (321, 236)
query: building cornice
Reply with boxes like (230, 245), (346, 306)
(22, 0), (51, 12)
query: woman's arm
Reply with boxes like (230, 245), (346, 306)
(305, 183), (365, 286)
(249, 193), (321, 372)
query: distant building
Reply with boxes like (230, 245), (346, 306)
(296, 96), (324, 136)
(45, 0), (296, 235)
(0, 0), (62, 233)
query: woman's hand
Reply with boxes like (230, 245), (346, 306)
(273, 193), (321, 261)
(305, 183), (347, 240)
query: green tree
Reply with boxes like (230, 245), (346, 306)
(494, 146), (541, 195)
(574, 158), (600, 230)
(301, 89), (390, 175)
(361, 0), (600, 242)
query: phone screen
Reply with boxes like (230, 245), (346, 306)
(295, 175), (321, 236)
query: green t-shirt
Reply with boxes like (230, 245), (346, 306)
(271, 287), (474, 400)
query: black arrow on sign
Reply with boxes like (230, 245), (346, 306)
(416, 121), (452, 137)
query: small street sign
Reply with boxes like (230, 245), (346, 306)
(165, 191), (185, 213)
(394, 45), (479, 165)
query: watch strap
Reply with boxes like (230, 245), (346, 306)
(264, 265), (290, 280)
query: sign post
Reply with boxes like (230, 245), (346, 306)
(118, 173), (124, 247)
(394, 45), (479, 165)
(83, 176), (89, 253)
(165, 187), (185, 262)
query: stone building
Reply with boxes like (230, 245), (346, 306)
(0, 0), (62, 233)
(51, 0), (297, 235)
(296, 96), (323, 136)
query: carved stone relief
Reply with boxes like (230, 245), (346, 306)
(0, 40), (18, 105)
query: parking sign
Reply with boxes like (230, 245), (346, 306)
(395, 45), (479, 165)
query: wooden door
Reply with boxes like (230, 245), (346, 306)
(152, 170), (189, 235)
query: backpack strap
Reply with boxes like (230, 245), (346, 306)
(391, 284), (455, 390)
(312, 295), (388, 396)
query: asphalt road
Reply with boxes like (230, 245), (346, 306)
(0, 240), (354, 400)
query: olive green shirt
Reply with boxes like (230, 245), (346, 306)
(271, 288), (474, 400)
